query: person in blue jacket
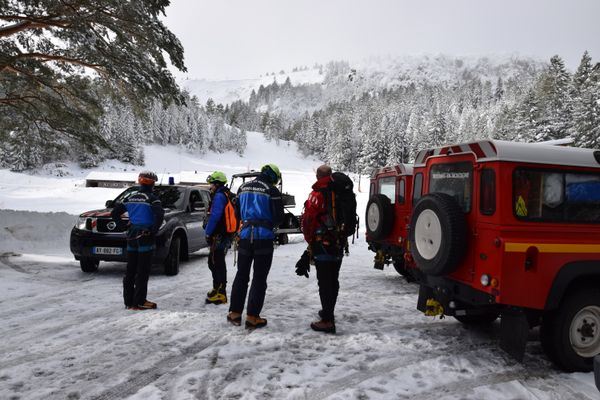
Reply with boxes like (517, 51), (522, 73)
(227, 164), (284, 329)
(205, 171), (233, 305)
(111, 171), (164, 310)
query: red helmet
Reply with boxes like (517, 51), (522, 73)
(138, 171), (158, 186)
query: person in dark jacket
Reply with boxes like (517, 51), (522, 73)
(301, 164), (343, 333)
(227, 164), (284, 329)
(111, 171), (164, 310)
(205, 171), (233, 305)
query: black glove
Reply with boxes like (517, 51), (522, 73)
(206, 235), (213, 245)
(295, 250), (310, 278)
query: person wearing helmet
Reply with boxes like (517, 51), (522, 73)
(301, 164), (343, 333)
(204, 171), (234, 304)
(111, 171), (164, 310)
(227, 163), (284, 329)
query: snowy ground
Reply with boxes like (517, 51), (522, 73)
(1, 133), (598, 399)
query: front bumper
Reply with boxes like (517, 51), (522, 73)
(70, 228), (169, 264)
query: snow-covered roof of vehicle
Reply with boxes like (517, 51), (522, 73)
(371, 164), (413, 178)
(85, 171), (210, 187)
(413, 140), (600, 169)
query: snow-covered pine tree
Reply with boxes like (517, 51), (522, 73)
(572, 51), (599, 148)
(535, 55), (573, 142)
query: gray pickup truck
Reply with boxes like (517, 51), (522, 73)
(70, 184), (211, 276)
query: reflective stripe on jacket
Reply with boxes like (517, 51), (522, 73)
(236, 174), (284, 240)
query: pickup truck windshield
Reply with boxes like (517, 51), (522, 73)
(113, 186), (185, 209)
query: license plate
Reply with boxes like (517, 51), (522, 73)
(93, 247), (123, 255)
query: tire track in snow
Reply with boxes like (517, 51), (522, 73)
(306, 339), (500, 400)
(396, 367), (595, 400)
(88, 333), (228, 400)
(0, 252), (35, 275)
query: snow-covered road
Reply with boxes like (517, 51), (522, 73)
(1, 134), (598, 399)
(1, 235), (598, 399)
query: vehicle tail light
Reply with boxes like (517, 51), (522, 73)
(480, 274), (491, 286)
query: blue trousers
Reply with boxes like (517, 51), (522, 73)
(229, 239), (274, 316)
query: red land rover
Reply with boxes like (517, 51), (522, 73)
(365, 164), (413, 277)
(368, 140), (600, 372)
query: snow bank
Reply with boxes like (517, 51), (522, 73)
(0, 210), (75, 256)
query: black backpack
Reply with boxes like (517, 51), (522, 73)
(320, 172), (358, 239)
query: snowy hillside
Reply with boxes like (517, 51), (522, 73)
(181, 68), (325, 105)
(0, 132), (598, 399)
(0, 131), (323, 216)
(181, 54), (544, 106)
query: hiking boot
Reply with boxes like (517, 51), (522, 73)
(311, 319), (336, 334)
(133, 300), (158, 310)
(245, 315), (267, 330)
(318, 310), (335, 322)
(206, 287), (217, 297)
(227, 311), (242, 326)
(143, 300), (157, 309)
(206, 292), (227, 305)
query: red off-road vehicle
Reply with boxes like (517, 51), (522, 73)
(367, 140), (600, 372)
(365, 164), (414, 277)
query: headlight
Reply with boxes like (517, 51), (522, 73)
(76, 217), (88, 230)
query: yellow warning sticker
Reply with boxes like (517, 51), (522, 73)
(515, 196), (528, 217)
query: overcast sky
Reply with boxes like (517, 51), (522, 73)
(163, 0), (600, 80)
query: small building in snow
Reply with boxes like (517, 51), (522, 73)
(85, 171), (209, 188)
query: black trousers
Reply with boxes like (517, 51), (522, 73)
(208, 246), (227, 290)
(123, 250), (152, 307)
(230, 239), (274, 316)
(314, 243), (343, 322)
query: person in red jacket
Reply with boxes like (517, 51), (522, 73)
(301, 164), (343, 334)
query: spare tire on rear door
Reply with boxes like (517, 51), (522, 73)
(409, 193), (467, 276)
(365, 194), (394, 240)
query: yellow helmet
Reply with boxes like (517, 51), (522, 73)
(206, 171), (227, 184)
(261, 163), (281, 184)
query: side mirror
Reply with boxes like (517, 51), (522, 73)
(105, 200), (114, 208)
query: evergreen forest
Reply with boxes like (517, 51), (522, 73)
(2, 52), (599, 174)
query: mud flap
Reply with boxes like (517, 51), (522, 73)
(417, 284), (434, 313)
(500, 311), (529, 362)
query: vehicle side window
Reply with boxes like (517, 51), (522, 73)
(480, 169), (496, 215)
(190, 191), (203, 211)
(513, 168), (600, 223)
(378, 177), (396, 204)
(398, 179), (405, 204)
(412, 173), (423, 205)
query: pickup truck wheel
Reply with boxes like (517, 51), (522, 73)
(365, 194), (394, 240)
(454, 313), (499, 325)
(164, 237), (181, 276)
(80, 258), (99, 273)
(542, 288), (600, 372)
(409, 193), (466, 276)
